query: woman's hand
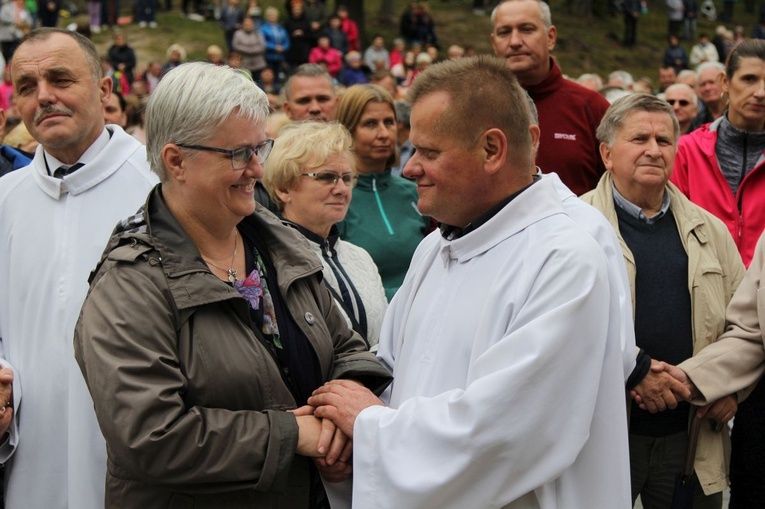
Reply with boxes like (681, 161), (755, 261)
(295, 415), (324, 457)
(696, 394), (737, 427)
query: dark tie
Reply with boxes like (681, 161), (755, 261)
(53, 162), (84, 179)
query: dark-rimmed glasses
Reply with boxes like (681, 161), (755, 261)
(667, 99), (691, 107)
(301, 172), (359, 188)
(177, 139), (275, 169)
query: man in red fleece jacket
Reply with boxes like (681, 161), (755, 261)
(491, 0), (610, 196)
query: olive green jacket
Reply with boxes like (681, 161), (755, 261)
(75, 185), (392, 508)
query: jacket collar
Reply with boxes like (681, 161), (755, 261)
(356, 169), (392, 191)
(30, 126), (144, 200)
(109, 185), (323, 309)
(523, 57), (562, 100)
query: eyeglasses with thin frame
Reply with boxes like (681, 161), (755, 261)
(177, 139), (275, 169)
(666, 99), (691, 107)
(301, 172), (359, 188)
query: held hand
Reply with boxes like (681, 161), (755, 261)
(314, 456), (352, 483)
(630, 360), (691, 413)
(0, 368), (14, 437)
(295, 415), (325, 458)
(307, 380), (384, 438)
(653, 361), (697, 399)
(630, 369), (681, 413)
(696, 394), (737, 425)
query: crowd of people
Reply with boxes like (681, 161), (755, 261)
(0, 0), (765, 508)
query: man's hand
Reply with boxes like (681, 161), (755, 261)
(314, 456), (353, 483)
(0, 368), (13, 437)
(291, 404), (352, 463)
(630, 360), (692, 412)
(697, 394), (737, 425)
(307, 380), (384, 438)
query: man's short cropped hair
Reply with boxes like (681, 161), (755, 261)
(406, 55), (534, 168)
(596, 93), (679, 147)
(19, 27), (103, 83)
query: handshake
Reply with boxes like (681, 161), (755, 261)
(631, 361), (738, 425)
(292, 380), (385, 482)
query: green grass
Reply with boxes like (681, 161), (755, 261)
(81, 0), (760, 84)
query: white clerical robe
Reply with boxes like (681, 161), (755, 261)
(0, 127), (157, 508)
(353, 177), (631, 508)
(544, 171), (637, 380)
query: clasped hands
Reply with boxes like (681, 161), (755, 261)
(293, 380), (384, 482)
(631, 360), (737, 426)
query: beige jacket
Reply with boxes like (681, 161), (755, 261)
(680, 232), (765, 404)
(582, 173), (745, 495)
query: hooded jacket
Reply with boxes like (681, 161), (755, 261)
(74, 186), (392, 508)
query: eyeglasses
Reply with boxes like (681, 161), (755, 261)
(177, 139), (275, 169)
(301, 172), (359, 188)
(667, 99), (691, 107)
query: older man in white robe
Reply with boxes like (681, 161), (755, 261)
(307, 55), (631, 509)
(0, 28), (156, 508)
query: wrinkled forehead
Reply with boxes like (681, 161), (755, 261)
(12, 35), (89, 79)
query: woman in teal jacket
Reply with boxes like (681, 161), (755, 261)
(336, 84), (430, 301)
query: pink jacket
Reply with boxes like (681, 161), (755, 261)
(308, 46), (343, 78)
(672, 120), (765, 267)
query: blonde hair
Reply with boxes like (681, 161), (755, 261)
(335, 84), (398, 169)
(262, 121), (355, 210)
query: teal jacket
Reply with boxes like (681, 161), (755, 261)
(338, 170), (429, 301)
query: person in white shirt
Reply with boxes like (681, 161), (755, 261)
(306, 55), (631, 508)
(0, 28), (157, 508)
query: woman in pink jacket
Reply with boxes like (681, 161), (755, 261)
(672, 39), (765, 268)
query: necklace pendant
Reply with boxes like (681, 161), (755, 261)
(227, 268), (237, 284)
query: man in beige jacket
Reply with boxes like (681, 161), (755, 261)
(581, 93), (745, 508)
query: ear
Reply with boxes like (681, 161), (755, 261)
(528, 124), (540, 155)
(99, 77), (112, 106)
(162, 144), (187, 182)
(599, 141), (613, 173)
(482, 127), (507, 175)
(547, 25), (557, 52)
(720, 72), (729, 95)
(275, 186), (292, 205)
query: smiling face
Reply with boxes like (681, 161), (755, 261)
(600, 110), (677, 204)
(278, 152), (354, 237)
(352, 101), (396, 173)
(404, 91), (490, 227)
(12, 33), (110, 164)
(173, 114), (267, 226)
(491, 0), (556, 85)
(723, 56), (765, 131)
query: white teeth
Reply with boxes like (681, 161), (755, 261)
(233, 183), (254, 190)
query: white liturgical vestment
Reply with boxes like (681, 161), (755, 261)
(353, 177), (631, 508)
(0, 126), (157, 508)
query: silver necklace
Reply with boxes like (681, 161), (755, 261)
(202, 232), (239, 283)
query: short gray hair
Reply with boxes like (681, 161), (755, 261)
(18, 28), (102, 82)
(665, 83), (698, 106)
(394, 100), (411, 128)
(492, 0), (552, 29)
(145, 62), (269, 181)
(596, 93), (680, 147)
(695, 61), (725, 76)
(283, 63), (335, 102)
(608, 70), (634, 88)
